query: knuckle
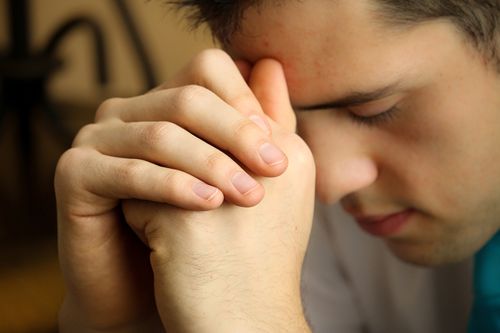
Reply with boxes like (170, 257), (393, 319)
(55, 149), (79, 177)
(140, 122), (178, 148)
(156, 171), (190, 206)
(229, 92), (260, 114)
(172, 85), (209, 114)
(158, 170), (181, 195)
(95, 97), (124, 122)
(72, 123), (98, 147)
(55, 148), (90, 186)
(116, 159), (144, 186)
(192, 49), (231, 76)
(204, 151), (227, 171)
(232, 118), (259, 141)
(282, 136), (315, 171)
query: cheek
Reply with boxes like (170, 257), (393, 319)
(404, 91), (500, 213)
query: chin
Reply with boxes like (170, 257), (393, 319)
(385, 238), (475, 267)
(385, 219), (498, 266)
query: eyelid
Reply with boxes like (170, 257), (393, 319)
(346, 95), (401, 116)
(347, 106), (400, 127)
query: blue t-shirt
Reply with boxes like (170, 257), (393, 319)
(468, 231), (500, 333)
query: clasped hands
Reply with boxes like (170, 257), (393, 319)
(55, 50), (315, 333)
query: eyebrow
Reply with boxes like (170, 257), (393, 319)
(294, 81), (403, 111)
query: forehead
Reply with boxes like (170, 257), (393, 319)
(228, 0), (448, 105)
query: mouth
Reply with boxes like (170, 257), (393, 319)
(351, 209), (415, 237)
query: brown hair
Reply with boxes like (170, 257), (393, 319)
(167, 0), (500, 68)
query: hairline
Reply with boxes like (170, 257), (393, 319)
(167, 0), (500, 71)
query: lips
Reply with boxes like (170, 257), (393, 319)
(353, 209), (414, 237)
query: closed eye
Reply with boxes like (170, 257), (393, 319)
(346, 105), (400, 127)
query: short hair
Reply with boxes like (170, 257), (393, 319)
(167, 0), (500, 70)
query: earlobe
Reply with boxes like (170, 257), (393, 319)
(249, 59), (297, 133)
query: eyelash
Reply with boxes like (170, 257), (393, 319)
(346, 106), (400, 127)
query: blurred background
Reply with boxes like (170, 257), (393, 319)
(0, 0), (213, 331)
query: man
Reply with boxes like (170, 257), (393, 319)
(55, 0), (500, 332)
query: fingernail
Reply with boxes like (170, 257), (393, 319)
(232, 172), (258, 195)
(249, 115), (271, 135)
(192, 182), (219, 200)
(259, 143), (286, 166)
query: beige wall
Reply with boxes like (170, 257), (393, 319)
(0, 0), (215, 104)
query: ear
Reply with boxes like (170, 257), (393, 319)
(249, 59), (297, 133)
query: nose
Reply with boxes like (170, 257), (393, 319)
(315, 153), (378, 204)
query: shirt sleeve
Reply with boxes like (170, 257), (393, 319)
(301, 207), (366, 333)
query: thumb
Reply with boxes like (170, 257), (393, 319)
(249, 59), (297, 133)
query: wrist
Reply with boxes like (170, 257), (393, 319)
(157, 285), (310, 333)
(162, 311), (311, 333)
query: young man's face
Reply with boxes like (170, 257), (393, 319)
(229, 0), (500, 266)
